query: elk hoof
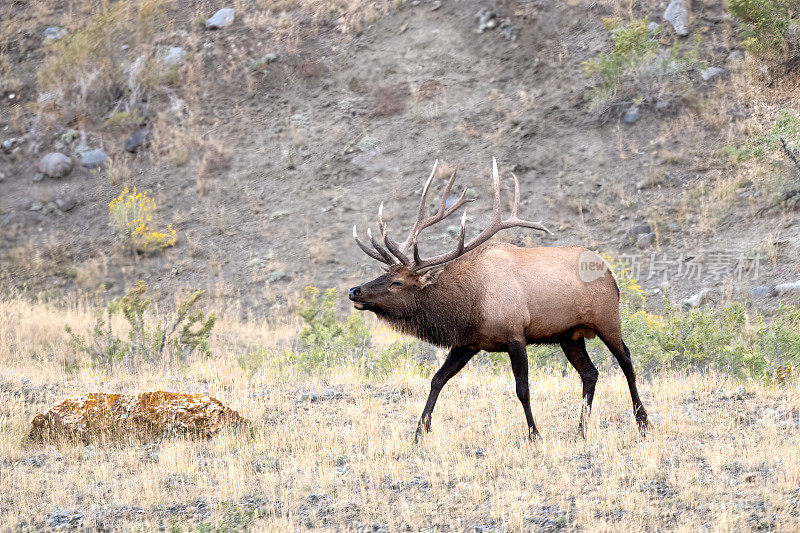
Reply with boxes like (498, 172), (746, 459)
(636, 417), (651, 436)
(528, 428), (542, 441)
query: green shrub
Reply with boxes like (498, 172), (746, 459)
(583, 18), (705, 113)
(66, 280), (215, 367)
(728, 0), (796, 57)
(724, 110), (800, 161)
(287, 286), (372, 371)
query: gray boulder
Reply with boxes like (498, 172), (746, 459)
(80, 149), (108, 169)
(43, 27), (67, 41)
(124, 128), (151, 153)
(160, 46), (186, 66)
(664, 0), (689, 36)
(771, 281), (800, 296)
(623, 105), (641, 124)
(683, 289), (712, 310)
(38, 152), (73, 178)
(701, 67), (724, 81)
(206, 8), (234, 29)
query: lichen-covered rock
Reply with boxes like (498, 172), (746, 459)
(29, 391), (245, 442)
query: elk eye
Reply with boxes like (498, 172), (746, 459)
(390, 281), (403, 287)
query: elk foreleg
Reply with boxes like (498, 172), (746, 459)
(508, 340), (540, 440)
(415, 346), (477, 443)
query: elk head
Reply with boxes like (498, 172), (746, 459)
(349, 158), (553, 315)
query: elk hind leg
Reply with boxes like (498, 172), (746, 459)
(560, 337), (598, 438)
(600, 331), (649, 434)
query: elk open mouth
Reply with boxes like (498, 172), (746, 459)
(352, 301), (367, 311)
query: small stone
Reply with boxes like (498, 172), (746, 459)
(728, 50), (745, 62)
(666, 222), (681, 232)
(771, 281), (800, 296)
(160, 46), (186, 66)
(206, 8), (235, 29)
(29, 201), (44, 212)
(636, 232), (655, 248)
(623, 105), (641, 124)
(47, 508), (83, 531)
(2, 138), (14, 151)
(648, 22), (660, 33)
(54, 198), (77, 212)
(751, 286), (770, 298)
(80, 149), (108, 169)
(43, 27), (67, 41)
(38, 152), (73, 178)
(683, 288), (712, 310)
(701, 67), (724, 81)
(664, 0), (689, 36)
(33, 172), (45, 182)
(627, 223), (652, 240)
(476, 7), (497, 33)
(124, 128), (151, 153)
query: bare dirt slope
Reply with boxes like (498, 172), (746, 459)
(1, 0), (799, 317)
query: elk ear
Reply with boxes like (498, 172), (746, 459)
(419, 266), (444, 286)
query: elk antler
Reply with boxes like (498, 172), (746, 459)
(353, 158), (553, 272)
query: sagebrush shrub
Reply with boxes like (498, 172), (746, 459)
(728, 0), (796, 57)
(66, 280), (216, 367)
(109, 187), (176, 252)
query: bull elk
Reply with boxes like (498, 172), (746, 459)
(349, 158), (649, 440)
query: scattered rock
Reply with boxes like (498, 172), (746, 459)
(206, 8), (235, 29)
(728, 50), (745, 62)
(771, 281), (800, 296)
(54, 198), (77, 212)
(38, 152), (73, 178)
(29, 391), (246, 442)
(751, 285), (771, 298)
(160, 46), (186, 67)
(29, 201), (44, 212)
(296, 389), (345, 402)
(636, 232), (655, 248)
(683, 288), (712, 310)
(623, 105), (641, 124)
(43, 27), (67, 41)
(666, 222), (681, 232)
(701, 67), (724, 81)
(648, 22), (661, 33)
(47, 509), (83, 531)
(664, 0), (689, 36)
(627, 223), (651, 241)
(2, 138), (14, 151)
(22, 454), (46, 467)
(124, 128), (151, 153)
(80, 149), (108, 169)
(476, 7), (497, 33)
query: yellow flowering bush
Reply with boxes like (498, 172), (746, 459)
(109, 187), (176, 252)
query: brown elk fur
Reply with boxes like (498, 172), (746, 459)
(350, 242), (649, 440)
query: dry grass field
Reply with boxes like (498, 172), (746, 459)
(1, 297), (799, 531)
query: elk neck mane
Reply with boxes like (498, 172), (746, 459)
(378, 262), (478, 348)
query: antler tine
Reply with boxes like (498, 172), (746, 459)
(368, 228), (398, 265)
(353, 226), (392, 265)
(408, 158), (554, 273)
(378, 202), (411, 265)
